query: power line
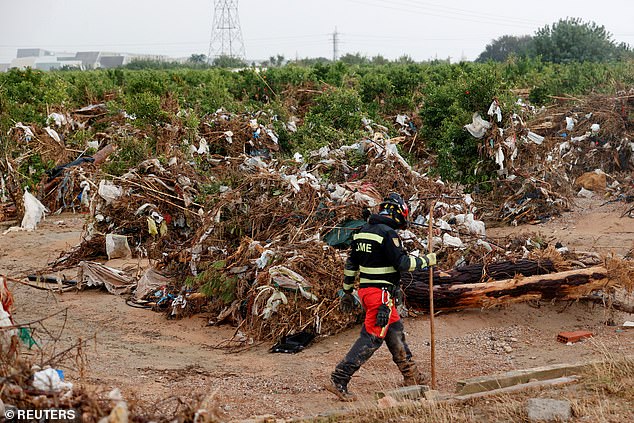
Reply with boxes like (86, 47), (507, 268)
(342, 0), (539, 30)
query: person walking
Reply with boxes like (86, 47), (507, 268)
(325, 193), (436, 401)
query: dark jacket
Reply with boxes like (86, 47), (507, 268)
(343, 213), (425, 292)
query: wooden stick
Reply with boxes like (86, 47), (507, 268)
(428, 201), (437, 389)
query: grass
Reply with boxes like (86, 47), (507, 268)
(301, 349), (634, 423)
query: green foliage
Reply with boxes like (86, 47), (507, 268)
(185, 261), (236, 304)
(292, 87), (367, 153)
(212, 55), (247, 69)
(531, 18), (631, 63)
(102, 135), (155, 176)
(18, 154), (55, 190)
(125, 92), (170, 125)
(2, 54), (634, 188)
(419, 62), (504, 184)
(477, 35), (533, 63)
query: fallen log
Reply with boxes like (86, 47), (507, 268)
(404, 266), (609, 312)
(401, 258), (556, 288)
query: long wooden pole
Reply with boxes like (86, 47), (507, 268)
(428, 202), (437, 389)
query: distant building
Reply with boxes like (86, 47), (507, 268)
(5, 48), (170, 71)
(16, 48), (54, 58)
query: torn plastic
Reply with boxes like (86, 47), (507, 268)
(78, 261), (135, 295)
(565, 116), (575, 131)
(105, 234), (132, 260)
(268, 265), (318, 301)
(44, 127), (62, 144)
(527, 131), (545, 145)
(442, 233), (465, 249)
(33, 368), (73, 392)
(21, 189), (49, 231)
(464, 113), (492, 138)
(98, 180), (122, 204)
(487, 100), (502, 122)
(197, 138), (209, 155)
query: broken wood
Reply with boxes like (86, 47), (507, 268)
(404, 266), (609, 311)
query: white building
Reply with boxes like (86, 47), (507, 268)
(6, 48), (169, 71)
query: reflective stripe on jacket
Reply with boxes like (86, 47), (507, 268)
(343, 213), (425, 292)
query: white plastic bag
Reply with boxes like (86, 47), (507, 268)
(98, 180), (122, 204)
(105, 234), (132, 259)
(464, 113), (492, 138)
(21, 189), (49, 231)
(33, 368), (73, 392)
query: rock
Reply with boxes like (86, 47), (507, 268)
(377, 395), (399, 408)
(527, 398), (572, 422)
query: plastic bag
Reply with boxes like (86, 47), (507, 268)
(105, 234), (132, 259)
(21, 189), (49, 231)
(33, 368), (73, 392)
(98, 180), (122, 204)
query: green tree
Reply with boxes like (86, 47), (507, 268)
(212, 55), (246, 68)
(339, 53), (369, 65)
(531, 18), (630, 63)
(371, 55), (389, 65)
(476, 35), (533, 62)
(188, 54), (207, 64)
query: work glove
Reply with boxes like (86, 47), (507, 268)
(340, 291), (355, 313)
(423, 252), (437, 267)
(375, 304), (391, 327)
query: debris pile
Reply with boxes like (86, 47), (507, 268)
(472, 93), (634, 224)
(3, 90), (633, 344)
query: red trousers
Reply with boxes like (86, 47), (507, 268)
(358, 287), (400, 338)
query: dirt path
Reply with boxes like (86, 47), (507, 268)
(2, 199), (634, 421)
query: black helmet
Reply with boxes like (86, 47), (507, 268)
(379, 193), (409, 229)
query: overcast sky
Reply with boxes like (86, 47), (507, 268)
(1, 0), (632, 64)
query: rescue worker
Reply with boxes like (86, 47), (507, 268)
(325, 193), (436, 401)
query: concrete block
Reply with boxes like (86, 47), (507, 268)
(527, 398), (571, 422)
(375, 384), (429, 401)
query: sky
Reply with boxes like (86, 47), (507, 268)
(0, 0), (633, 64)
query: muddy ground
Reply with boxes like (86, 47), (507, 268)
(1, 196), (634, 421)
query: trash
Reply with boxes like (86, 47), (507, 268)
(134, 267), (172, 301)
(577, 188), (594, 198)
(78, 261), (135, 295)
(269, 266), (318, 301)
(270, 331), (316, 353)
(442, 233), (465, 248)
(464, 113), (492, 138)
(20, 189), (48, 231)
(32, 368), (73, 392)
(487, 99), (502, 122)
(105, 234), (132, 260)
(526, 131), (545, 145)
(565, 116), (575, 131)
(0, 307), (18, 353)
(322, 220), (365, 248)
(98, 180), (122, 204)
